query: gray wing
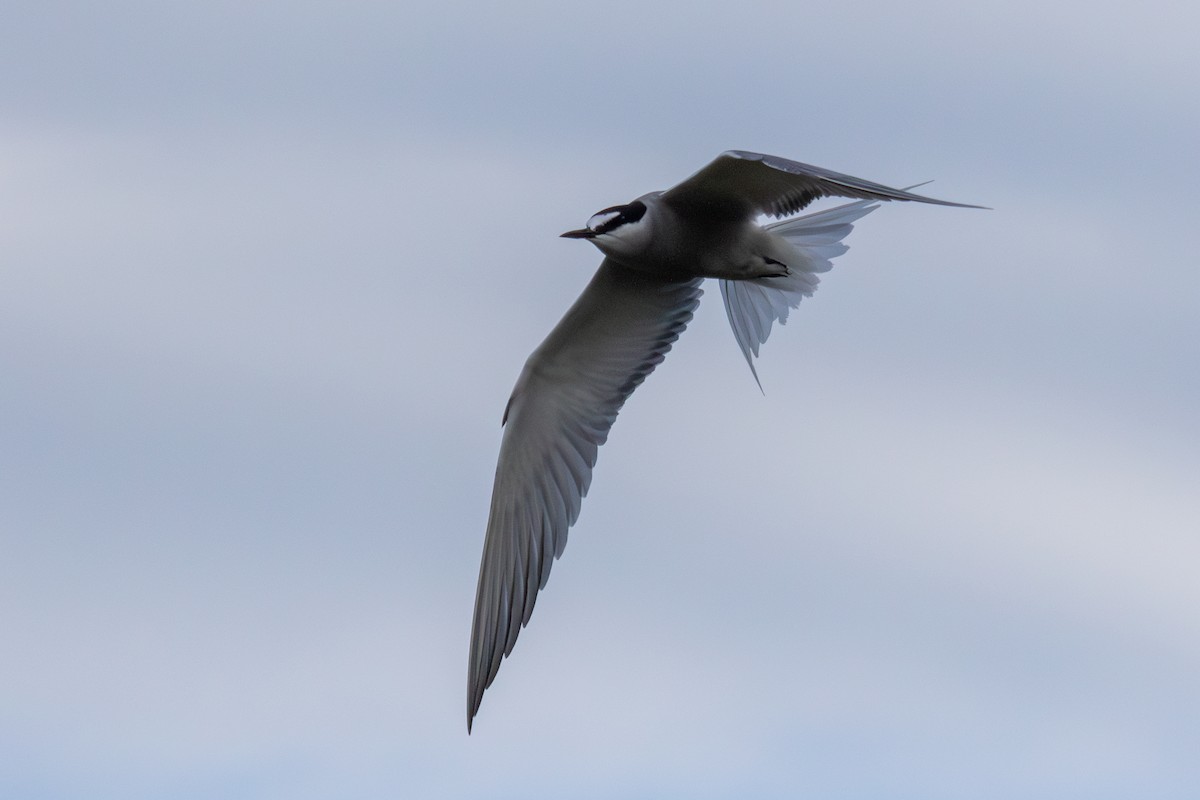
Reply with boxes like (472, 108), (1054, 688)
(468, 260), (703, 731)
(661, 150), (985, 219)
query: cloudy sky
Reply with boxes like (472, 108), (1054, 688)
(2, 1), (1197, 797)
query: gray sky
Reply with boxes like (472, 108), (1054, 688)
(3, 1), (1198, 797)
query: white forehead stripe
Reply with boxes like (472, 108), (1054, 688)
(587, 210), (622, 232)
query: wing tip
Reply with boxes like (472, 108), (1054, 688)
(467, 667), (486, 733)
(898, 192), (990, 209)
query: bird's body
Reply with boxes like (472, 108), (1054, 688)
(578, 192), (792, 280)
(467, 151), (982, 731)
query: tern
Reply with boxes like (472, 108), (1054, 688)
(467, 150), (982, 730)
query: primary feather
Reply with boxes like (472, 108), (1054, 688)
(468, 263), (703, 729)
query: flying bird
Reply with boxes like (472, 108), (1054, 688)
(467, 150), (982, 730)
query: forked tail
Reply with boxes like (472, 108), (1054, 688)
(719, 199), (881, 389)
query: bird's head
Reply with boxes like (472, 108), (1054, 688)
(560, 194), (656, 259)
